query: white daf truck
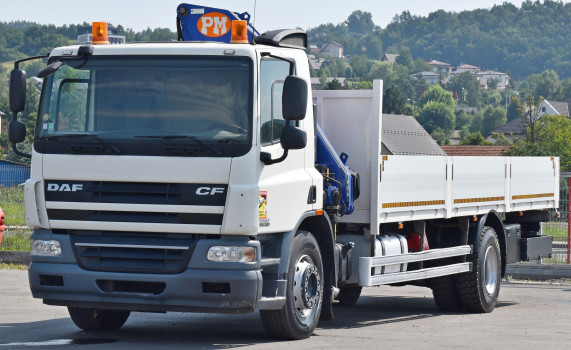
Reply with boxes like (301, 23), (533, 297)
(7, 5), (558, 340)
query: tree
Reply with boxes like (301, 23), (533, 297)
(503, 115), (571, 171)
(418, 84), (455, 110)
(349, 55), (372, 78)
(395, 47), (414, 70)
(529, 69), (562, 100)
(521, 94), (543, 143)
(507, 96), (524, 121)
(446, 71), (481, 107)
(383, 85), (407, 114)
(346, 11), (375, 34)
(417, 101), (455, 134)
(487, 77), (499, 90)
(482, 106), (507, 135)
(460, 131), (492, 145)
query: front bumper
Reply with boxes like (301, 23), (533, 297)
(28, 230), (264, 314)
(29, 262), (263, 314)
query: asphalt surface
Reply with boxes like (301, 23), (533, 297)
(1, 269), (570, 349)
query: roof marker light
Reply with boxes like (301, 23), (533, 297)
(230, 20), (249, 44)
(92, 22), (110, 45)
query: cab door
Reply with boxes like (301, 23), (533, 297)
(257, 52), (314, 233)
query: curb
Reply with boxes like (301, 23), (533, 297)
(506, 263), (571, 280)
(0, 251), (31, 264)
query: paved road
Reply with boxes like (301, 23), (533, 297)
(1, 269), (570, 349)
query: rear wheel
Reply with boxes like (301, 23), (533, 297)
(68, 307), (130, 331)
(260, 231), (323, 339)
(337, 287), (362, 306)
(456, 226), (501, 313)
(430, 276), (463, 312)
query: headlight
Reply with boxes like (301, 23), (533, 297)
(31, 240), (62, 256)
(207, 246), (256, 263)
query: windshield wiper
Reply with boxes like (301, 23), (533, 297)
(42, 134), (122, 154)
(135, 135), (223, 156)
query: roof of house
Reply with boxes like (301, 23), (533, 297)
(382, 54), (399, 63)
(440, 145), (506, 156)
(381, 114), (446, 156)
(322, 41), (343, 49)
(477, 70), (507, 76)
(457, 64), (480, 70)
(544, 100), (569, 117)
(489, 118), (525, 135)
(428, 59), (451, 67)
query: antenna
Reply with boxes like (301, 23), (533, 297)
(252, 0), (257, 34)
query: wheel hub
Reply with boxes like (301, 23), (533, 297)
(484, 245), (499, 295)
(293, 257), (321, 317)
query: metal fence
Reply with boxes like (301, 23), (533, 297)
(1, 174), (571, 264)
(544, 173), (570, 264)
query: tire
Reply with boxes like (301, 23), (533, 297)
(68, 307), (130, 331)
(430, 276), (463, 312)
(337, 287), (362, 306)
(456, 226), (501, 313)
(260, 231), (323, 339)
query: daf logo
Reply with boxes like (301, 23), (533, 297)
(47, 183), (84, 192)
(196, 187), (225, 196)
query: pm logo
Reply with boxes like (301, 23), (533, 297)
(47, 183), (84, 192)
(197, 12), (230, 37)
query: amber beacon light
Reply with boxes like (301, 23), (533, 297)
(92, 22), (110, 44)
(230, 20), (249, 44)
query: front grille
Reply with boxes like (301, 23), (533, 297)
(45, 181), (228, 206)
(71, 231), (203, 274)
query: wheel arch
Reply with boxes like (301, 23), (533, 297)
(469, 211), (507, 277)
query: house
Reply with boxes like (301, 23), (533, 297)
(309, 44), (320, 54)
(487, 99), (569, 143)
(454, 64), (480, 74)
(412, 71), (440, 86)
(539, 100), (569, 118)
(476, 70), (509, 90)
(307, 55), (326, 70)
(0, 159), (30, 187)
(428, 59), (452, 74)
(441, 145), (506, 156)
(320, 41), (344, 58)
(487, 118), (525, 142)
(381, 114), (446, 156)
(381, 54), (399, 63)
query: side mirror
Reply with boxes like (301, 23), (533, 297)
(8, 120), (27, 144)
(280, 125), (307, 150)
(282, 75), (308, 121)
(37, 61), (62, 79)
(9, 69), (27, 114)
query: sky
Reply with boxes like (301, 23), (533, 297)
(0, 0), (528, 33)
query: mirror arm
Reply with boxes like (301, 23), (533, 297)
(11, 142), (31, 159)
(260, 150), (288, 165)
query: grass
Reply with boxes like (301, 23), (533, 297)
(1, 227), (31, 251)
(0, 186), (26, 226)
(0, 263), (28, 270)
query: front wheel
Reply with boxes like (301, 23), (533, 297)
(260, 231), (323, 339)
(456, 226), (501, 313)
(68, 307), (130, 331)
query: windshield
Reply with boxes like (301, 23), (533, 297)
(35, 55), (253, 157)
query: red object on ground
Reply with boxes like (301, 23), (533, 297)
(0, 206), (5, 245)
(406, 232), (429, 252)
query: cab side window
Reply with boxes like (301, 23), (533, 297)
(260, 59), (291, 145)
